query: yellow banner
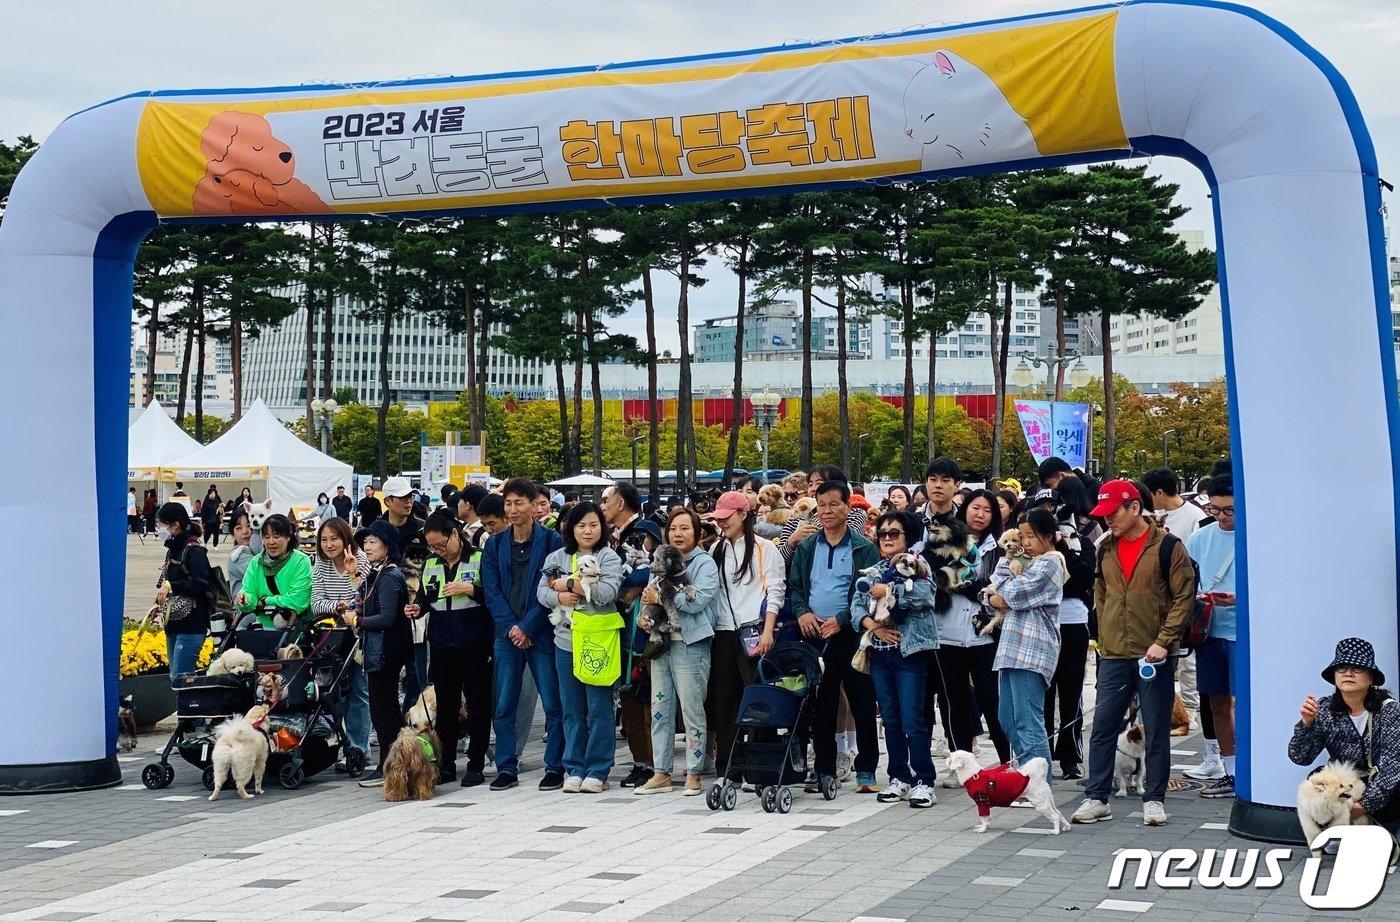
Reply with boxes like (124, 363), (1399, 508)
(136, 13), (1124, 218)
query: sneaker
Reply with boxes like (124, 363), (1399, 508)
(1143, 801), (1169, 826)
(620, 765), (654, 788)
(562, 775), (584, 793)
(1061, 765), (1084, 781)
(941, 775), (962, 790)
(437, 769), (457, 786)
(634, 773), (674, 795)
(1183, 757), (1226, 781)
(539, 771), (566, 792)
(741, 782), (757, 793)
(835, 751), (854, 782)
(580, 777), (608, 794)
(489, 772), (519, 791)
(1071, 798), (1112, 824)
(971, 737), (983, 754)
(877, 780), (911, 803)
(855, 772), (878, 794)
(803, 772), (820, 794)
(334, 760), (348, 774)
(1200, 775), (1235, 799)
(683, 775), (703, 796)
(357, 769), (385, 788)
(460, 769), (485, 788)
(908, 783), (936, 808)
(931, 737), (950, 758)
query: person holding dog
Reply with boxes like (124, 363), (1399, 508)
(154, 502), (212, 678)
(1290, 638), (1400, 830)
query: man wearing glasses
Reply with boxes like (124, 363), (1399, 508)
(1185, 475), (1239, 800)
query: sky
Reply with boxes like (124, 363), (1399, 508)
(3, 0), (1395, 354)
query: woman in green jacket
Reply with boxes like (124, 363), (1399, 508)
(235, 513), (313, 630)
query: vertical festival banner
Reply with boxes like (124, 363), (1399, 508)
(1014, 400), (1053, 464)
(1051, 402), (1092, 470)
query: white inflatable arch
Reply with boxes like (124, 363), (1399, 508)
(0, 0), (1391, 840)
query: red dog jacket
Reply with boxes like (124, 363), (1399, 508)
(961, 764), (1030, 817)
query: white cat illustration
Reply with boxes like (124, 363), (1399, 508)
(901, 50), (1040, 172)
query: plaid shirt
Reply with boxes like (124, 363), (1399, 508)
(990, 555), (1064, 683)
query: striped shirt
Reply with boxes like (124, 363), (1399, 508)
(311, 552), (371, 616)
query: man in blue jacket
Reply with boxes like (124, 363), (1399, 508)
(482, 477), (565, 791)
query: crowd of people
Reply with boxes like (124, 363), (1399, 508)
(143, 454), (1400, 832)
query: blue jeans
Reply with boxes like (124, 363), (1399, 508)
(343, 656), (371, 756)
(166, 632), (204, 679)
(999, 668), (1052, 782)
(650, 637), (711, 776)
(1086, 656), (1176, 803)
(493, 637), (563, 776)
(870, 648), (936, 786)
(555, 647), (616, 782)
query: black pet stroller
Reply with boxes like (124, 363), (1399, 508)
(706, 641), (831, 814)
(257, 625), (363, 789)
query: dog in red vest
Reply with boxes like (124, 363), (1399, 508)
(946, 751), (1071, 833)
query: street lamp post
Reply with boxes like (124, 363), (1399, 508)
(855, 433), (871, 484)
(396, 439), (416, 476)
(630, 436), (645, 485)
(1162, 429), (1180, 469)
(749, 389), (782, 483)
(309, 397), (338, 454)
(1011, 343), (1092, 396)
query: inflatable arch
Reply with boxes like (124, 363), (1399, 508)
(0, 0), (1391, 840)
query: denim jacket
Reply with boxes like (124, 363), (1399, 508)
(853, 560), (939, 656)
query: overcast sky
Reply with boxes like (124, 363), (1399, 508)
(4, 0), (1394, 353)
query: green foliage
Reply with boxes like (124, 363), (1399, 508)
(0, 136), (39, 223)
(179, 414), (229, 444)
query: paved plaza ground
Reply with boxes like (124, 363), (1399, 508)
(0, 535), (1392, 921)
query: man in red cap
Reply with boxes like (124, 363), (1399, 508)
(1070, 479), (1197, 829)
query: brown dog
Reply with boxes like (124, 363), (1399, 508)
(382, 726), (441, 802)
(192, 111), (328, 215)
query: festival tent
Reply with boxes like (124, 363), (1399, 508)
(127, 401), (201, 483)
(546, 474), (617, 487)
(162, 398), (351, 512)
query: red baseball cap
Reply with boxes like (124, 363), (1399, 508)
(1089, 479), (1142, 517)
(711, 491), (750, 521)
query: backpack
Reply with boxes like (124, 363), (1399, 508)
(1095, 532), (1202, 646)
(172, 544), (234, 618)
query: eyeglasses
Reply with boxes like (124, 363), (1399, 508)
(876, 530), (905, 540)
(784, 493), (799, 501)
(426, 535), (455, 553)
(1204, 506), (1235, 517)
(1335, 666), (1366, 676)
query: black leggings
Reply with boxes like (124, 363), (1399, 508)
(202, 524), (221, 547)
(368, 668), (404, 770)
(1044, 622), (1090, 771)
(429, 636), (494, 774)
(932, 643), (1010, 762)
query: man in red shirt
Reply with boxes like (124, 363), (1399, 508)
(1070, 480), (1197, 829)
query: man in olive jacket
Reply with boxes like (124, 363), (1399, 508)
(787, 480), (882, 791)
(1072, 480), (1198, 828)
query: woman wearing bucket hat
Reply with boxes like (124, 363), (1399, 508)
(1290, 638), (1400, 829)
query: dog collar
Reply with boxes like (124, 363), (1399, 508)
(416, 734), (436, 761)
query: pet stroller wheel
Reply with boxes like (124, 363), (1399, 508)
(201, 765), (217, 792)
(761, 787), (778, 813)
(141, 763), (171, 790)
(705, 783), (722, 811)
(821, 775), (838, 801)
(776, 787), (793, 814)
(344, 747), (367, 779)
(279, 763), (305, 790)
(721, 783), (738, 811)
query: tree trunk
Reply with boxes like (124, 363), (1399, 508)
(304, 267), (317, 440)
(176, 309), (194, 424)
(1054, 281), (1068, 400)
(901, 278), (915, 480)
(1101, 310), (1117, 476)
(643, 270), (660, 504)
(571, 308), (584, 476)
(676, 250), (694, 493)
(926, 307), (938, 458)
(723, 242), (748, 482)
(554, 359), (569, 475)
(376, 278), (395, 479)
(320, 234), (335, 405)
(194, 293), (206, 442)
(464, 286), (478, 440)
(799, 243), (814, 472)
(836, 264), (851, 474)
(988, 278), (1008, 479)
(476, 294), (492, 446)
(145, 297), (160, 406)
(229, 297), (243, 421)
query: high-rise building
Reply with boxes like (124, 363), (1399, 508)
(129, 330), (233, 407)
(1107, 230), (1225, 357)
(693, 301), (836, 363)
(241, 288), (547, 405)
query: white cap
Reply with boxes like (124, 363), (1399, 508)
(381, 476), (413, 498)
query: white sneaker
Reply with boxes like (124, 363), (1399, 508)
(562, 775), (583, 793)
(835, 751), (854, 782)
(1143, 801), (1169, 826)
(971, 737), (983, 754)
(1183, 757), (1225, 781)
(580, 777), (607, 793)
(908, 783), (936, 808)
(1071, 798), (1113, 824)
(941, 774), (962, 790)
(877, 780), (911, 803)
(931, 737), (950, 758)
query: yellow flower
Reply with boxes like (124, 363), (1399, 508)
(119, 624), (171, 678)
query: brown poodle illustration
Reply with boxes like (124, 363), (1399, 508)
(193, 111), (328, 215)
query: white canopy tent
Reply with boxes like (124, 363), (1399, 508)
(545, 474), (617, 488)
(163, 399), (351, 513)
(127, 401), (201, 484)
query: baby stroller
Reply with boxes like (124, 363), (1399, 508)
(707, 641), (829, 814)
(141, 620), (297, 790)
(258, 625), (363, 789)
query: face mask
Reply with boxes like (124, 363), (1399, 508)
(156, 525), (171, 540)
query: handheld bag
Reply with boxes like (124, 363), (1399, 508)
(571, 611), (625, 686)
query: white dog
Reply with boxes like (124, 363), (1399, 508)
(547, 554), (602, 627)
(208, 704), (271, 801)
(1297, 761), (1370, 855)
(207, 648), (255, 677)
(1115, 724), (1145, 797)
(946, 750), (1071, 834)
